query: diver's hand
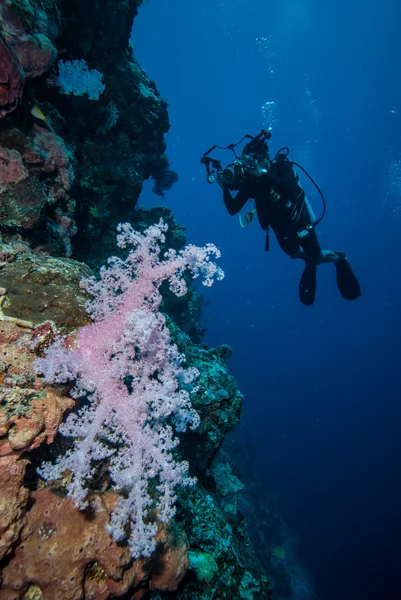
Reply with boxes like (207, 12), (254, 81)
(216, 170), (226, 190)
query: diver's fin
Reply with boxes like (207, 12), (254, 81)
(334, 252), (361, 300)
(299, 262), (317, 306)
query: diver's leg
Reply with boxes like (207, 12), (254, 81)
(303, 235), (361, 300)
(299, 230), (321, 261)
(296, 231), (319, 305)
(272, 224), (301, 257)
(301, 232), (340, 265)
(301, 244), (361, 300)
(293, 196), (343, 264)
(280, 195), (361, 301)
(272, 225), (318, 305)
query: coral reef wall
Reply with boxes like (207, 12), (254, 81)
(0, 0), (174, 261)
(0, 1), (272, 598)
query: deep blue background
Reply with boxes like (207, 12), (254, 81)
(132, 1), (401, 598)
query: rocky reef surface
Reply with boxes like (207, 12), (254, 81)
(0, 1), (271, 598)
(0, 0), (175, 262)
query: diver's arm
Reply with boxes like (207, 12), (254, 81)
(223, 187), (251, 215)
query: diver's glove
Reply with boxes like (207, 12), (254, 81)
(216, 170), (227, 190)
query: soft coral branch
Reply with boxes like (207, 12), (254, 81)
(34, 219), (224, 557)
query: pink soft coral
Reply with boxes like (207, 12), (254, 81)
(35, 220), (224, 557)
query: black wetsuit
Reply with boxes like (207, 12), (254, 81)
(223, 159), (321, 259)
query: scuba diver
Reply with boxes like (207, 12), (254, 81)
(201, 129), (361, 305)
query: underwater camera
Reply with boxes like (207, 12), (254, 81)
(201, 129), (272, 191)
(220, 160), (246, 191)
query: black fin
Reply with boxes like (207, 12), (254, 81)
(299, 262), (317, 306)
(335, 252), (361, 300)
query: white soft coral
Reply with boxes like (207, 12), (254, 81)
(34, 219), (224, 557)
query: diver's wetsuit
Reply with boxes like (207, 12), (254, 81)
(223, 159), (320, 259)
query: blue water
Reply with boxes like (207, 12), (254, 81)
(133, 1), (401, 598)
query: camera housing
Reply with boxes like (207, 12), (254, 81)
(201, 129), (272, 189)
(221, 161), (245, 190)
